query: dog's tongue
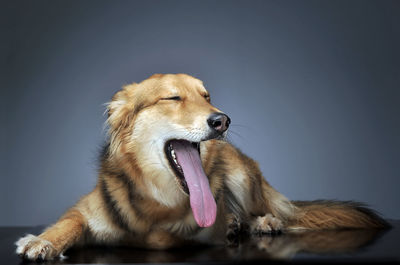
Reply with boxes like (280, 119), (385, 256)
(171, 140), (217, 227)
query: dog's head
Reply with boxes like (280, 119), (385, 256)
(106, 73), (230, 227)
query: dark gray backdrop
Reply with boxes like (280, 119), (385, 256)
(2, 0), (399, 226)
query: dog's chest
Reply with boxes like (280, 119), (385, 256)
(159, 211), (200, 237)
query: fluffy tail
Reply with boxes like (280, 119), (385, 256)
(287, 200), (390, 230)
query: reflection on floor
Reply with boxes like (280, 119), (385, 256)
(64, 229), (386, 263)
(2, 221), (398, 264)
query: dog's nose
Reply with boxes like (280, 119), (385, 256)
(207, 113), (231, 134)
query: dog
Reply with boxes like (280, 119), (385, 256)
(16, 73), (389, 260)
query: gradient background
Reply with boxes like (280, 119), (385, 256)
(2, 0), (399, 226)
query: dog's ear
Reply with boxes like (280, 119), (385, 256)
(105, 85), (138, 158)
(106, 84), (137, 130)
(107, 89), (127, 118)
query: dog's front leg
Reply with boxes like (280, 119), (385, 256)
(16, 209), (86, 261)
(225, 213), (244, 247)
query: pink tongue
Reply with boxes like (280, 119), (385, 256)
(171, 140), (217, 227)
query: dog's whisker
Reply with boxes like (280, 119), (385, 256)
(230, 123), (252, 129)
(227, 130), (245, 140)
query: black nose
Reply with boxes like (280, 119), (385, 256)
(207, 113), (231, 134)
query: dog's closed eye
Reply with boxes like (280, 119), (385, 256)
(161, 96), (181, 101)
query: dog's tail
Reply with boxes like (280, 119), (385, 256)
(287, 200), (390, 230)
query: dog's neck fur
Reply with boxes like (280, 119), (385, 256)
(111, 138), (188, 209)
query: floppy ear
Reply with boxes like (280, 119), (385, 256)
(107, 88), (131, 125)
(105, 85), (137, 158)
(107, 89), (127, 117)
(106, 84), (138, 129)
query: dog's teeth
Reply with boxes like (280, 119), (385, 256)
(171, 150), (176, 159)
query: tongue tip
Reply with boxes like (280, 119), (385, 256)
(194, 209), (217, 227)
(196, 218), (216, 228)
(203, 221), (216, 228)
(199, 223), (213, 228)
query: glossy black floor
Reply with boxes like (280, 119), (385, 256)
(2, 221), (399, 264)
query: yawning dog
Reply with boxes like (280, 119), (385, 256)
(16, 73), (389, 260)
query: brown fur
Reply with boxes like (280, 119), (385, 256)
(16, 73), (389, 261)
(39, 209), (87, 253)
(289, 200), (388, 230)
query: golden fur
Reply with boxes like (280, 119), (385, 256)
(16, 73), (389, 260)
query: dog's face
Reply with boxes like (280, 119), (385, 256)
(132, 73), (229, 143)
(106, 74), (230, 227)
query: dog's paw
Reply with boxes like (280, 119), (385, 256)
(251, 214), (283, 235)
(226, 214), (241, 246)
(15, 234), (59, 260)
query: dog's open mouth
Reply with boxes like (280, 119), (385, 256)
(165, 140), (217, 227)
